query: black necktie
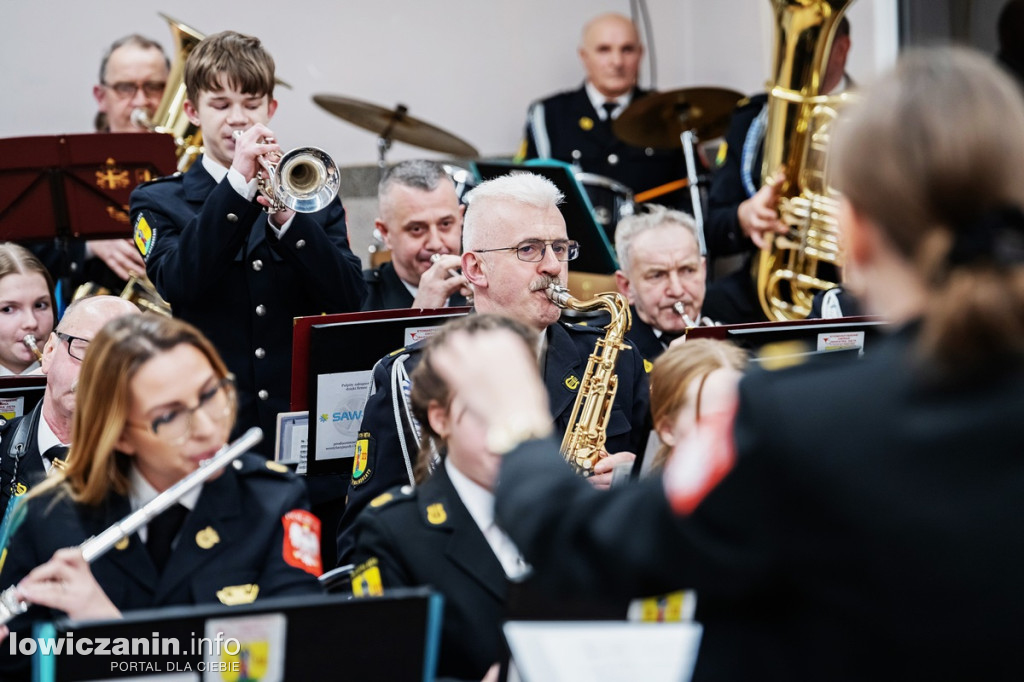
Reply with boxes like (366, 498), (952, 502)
(146, 503), (189, 572)
(41, 445), (68, 467)
(602, 102), (618, 121)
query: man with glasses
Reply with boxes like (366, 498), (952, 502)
(336, 172), (651, 563)
(0, 296), (139, 515)
(28, 35), (169, 309)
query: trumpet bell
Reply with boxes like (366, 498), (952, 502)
(274, 147), (341, 213)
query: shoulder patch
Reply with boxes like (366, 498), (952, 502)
(133, 213), (156, 260)
(352, 557), (384, 597)
(281, 509), (322, 576)
(351, 432), (375, 487)
(425, 502), (447, 526)
(644, 358), (653, 374)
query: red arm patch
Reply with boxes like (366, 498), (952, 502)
(281, 509), (322, 576)
(663, 401), (737, 515)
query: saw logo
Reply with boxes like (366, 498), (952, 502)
(332, 409), (363, 422)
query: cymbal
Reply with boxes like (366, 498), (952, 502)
(313, 94), (479, 157)
(613, 87), (744, 149)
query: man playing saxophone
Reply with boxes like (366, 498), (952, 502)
(129, 30), (365, 452)
(335, 172), (651, 564)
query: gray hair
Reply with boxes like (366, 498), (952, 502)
(98, 34), (168, 83)
(615, 204), (700, 273)
(463, 172), (564, 249)
(378, 159), (452, 198)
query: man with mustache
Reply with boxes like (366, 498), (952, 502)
(0, 296), (139, 516)
(614, 206), (709, 363)
(336, 172), (651, 563)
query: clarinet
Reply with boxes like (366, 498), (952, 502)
(0, 427), (263, 626)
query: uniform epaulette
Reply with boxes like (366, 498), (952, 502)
(366, 485), (415, 511)
(387, 346), (407, 357)
(136, 172), (182, 189)
(232, 454), (293, 477)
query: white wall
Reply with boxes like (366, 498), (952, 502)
(1, 0), (898, 167)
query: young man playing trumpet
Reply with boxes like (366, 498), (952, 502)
(129, 31), (365, 451)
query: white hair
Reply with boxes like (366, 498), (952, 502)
(463, 172), (564, 249)
(615, 204), (700, 273)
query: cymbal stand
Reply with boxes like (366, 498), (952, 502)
(376, 104), (408, 175)
(680, 129), (708, 255)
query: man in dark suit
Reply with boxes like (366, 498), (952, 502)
(614, 205), (709, 364)
(519, 13), (687, 208)
(129, 31), (365, 448)
(336, 172), (650, 564)
(0, 296), (138, 515)
(362, 160), (469, 312)
(703, 17), (851, 324)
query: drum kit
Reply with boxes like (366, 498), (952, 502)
(312, 86), (743, 254)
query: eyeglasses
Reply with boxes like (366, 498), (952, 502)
(103, 81), (166, 98)
(130, 376), (235, 445)
(474, 239), (580, 262)
(55, 332), (90, 362)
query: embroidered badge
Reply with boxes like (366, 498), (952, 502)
(644, 359), (653, 374)
(352, 432), (374, 486)
(426, 503), (447, 526)
(133, 214), (156, 259)
(216, 583), (260, 605)
(564, 374), (580, 391)
(282, 509), (322, 576)
(196, 526), (220, 549)
(352, 557), (384, 597)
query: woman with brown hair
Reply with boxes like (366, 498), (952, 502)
(422, 48), (1024, 680)
(0, 243), (55, 375)
(0, 315), (321, 665)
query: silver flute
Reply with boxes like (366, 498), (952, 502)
(0, 427), (263, 626)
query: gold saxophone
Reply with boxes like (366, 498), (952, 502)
(755, 0), (855, 320)
(546, 283), (632, 476)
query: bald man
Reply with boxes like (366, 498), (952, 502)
(0, 296), (140, 513)
(519, 13), (688, 210)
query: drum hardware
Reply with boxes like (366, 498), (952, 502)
(312, 94), (478, 170)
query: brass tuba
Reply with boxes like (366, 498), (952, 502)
(132, 13), (205, 172)
(546, 283), (632, 476)
(755, 0), (855, 320)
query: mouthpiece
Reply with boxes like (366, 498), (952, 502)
(130, 108), (151, 129)
(673, 302), (698, 328)
(546, 282), (573, 307)
(23, 335), (43, 361)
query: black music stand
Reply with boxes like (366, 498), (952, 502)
(0, 133), (177, 243)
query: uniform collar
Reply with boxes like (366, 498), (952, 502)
(585, 81), (633, 120)
(128, 465), (202, 514)
(445, 458), (495, 532)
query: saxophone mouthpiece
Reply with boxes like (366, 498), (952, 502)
(23, 334), (43, 361)
(546, 282), (572, 307)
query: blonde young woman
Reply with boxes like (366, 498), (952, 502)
(0, 243), (55, 376)
(0, 315), (322, 670)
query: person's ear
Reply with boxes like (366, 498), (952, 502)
(375, 219), (392, 250)
(656, 417), (676, 447)
(426, 400), (449, 440)
(39, 332), (58, 376)
(114, 427), (138, 456)
(93, 85), (108, 111)
(183, 99), (201, 127)
(267, 98), (278, 120)
(462, 252), (487, 289)
(614, 270), (634, 303)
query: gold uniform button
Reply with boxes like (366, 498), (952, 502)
(258, 389), (269, 400)
(256, 304), (266, 316)
(252, 259), (263, 271)
(255, 348), (266, 359)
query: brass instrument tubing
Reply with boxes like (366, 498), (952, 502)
(23, 335), (43, 361)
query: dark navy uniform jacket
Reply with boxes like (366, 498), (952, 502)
(0, 454), (323, 677)
(129, 159), (365, 447)
(336, 320), (651, 564)
(0, 402), (47, 516)
(495, 325), (1024, 681)
(361, 262), (468, 312)
(523, 85), (688, 203)
(349, 464), (510, 681)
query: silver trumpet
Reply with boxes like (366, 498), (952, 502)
(232, 130), (340, 213)
(0, 427), (263, 626)
(674, 302), (717, 328)
(22, 335), (43, 362)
